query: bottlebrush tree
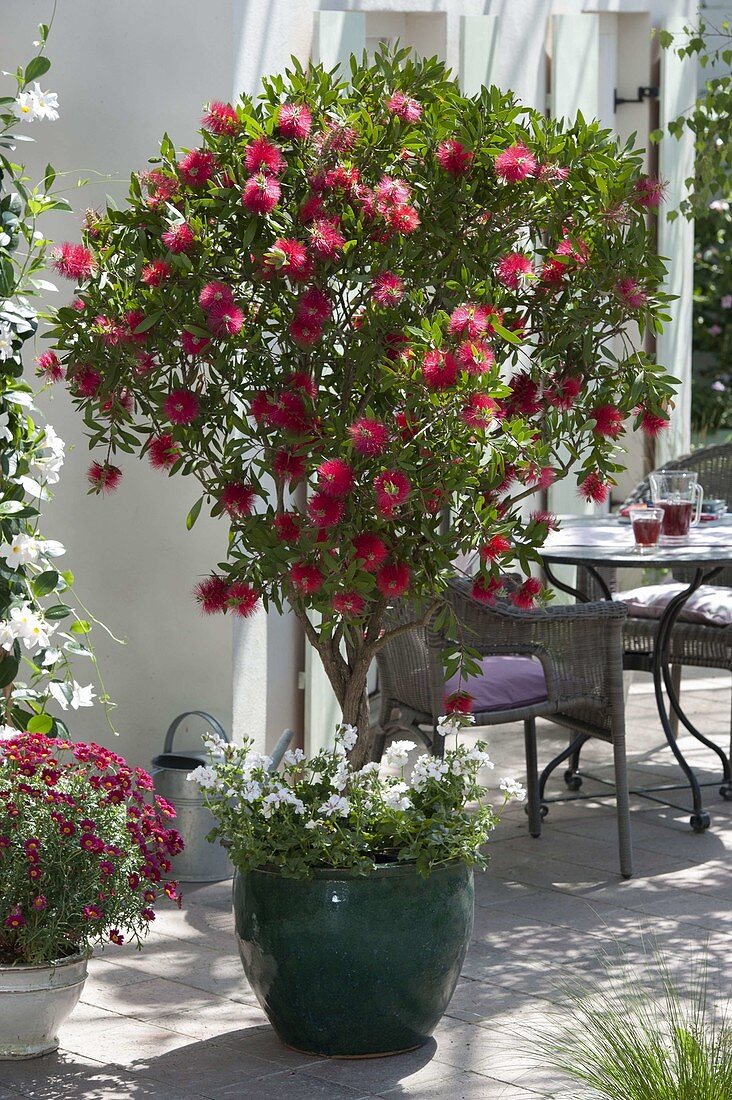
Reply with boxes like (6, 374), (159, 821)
(49, 49), (675, 763)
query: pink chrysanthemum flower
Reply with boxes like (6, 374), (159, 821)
(227, 582), (260, 618)
(273, 448), (307, 483)
(194, 575), (229, 614)
(332, 591), (365, 617)
(148, 433), (180, 470)
(220, 482), (255, 518)
(164, 389), (200, 425)
(141, 260), (171, 287)
(461, 393), (497, 430)
(35, 350), (65, 383)
(422, 348), (459, 390)
(317, 458), (354, 499)
(349, 418), (389, 456)
(244, 136), (286, 176)
(178, 149), (216, 189)
(494, 143), (538, 183)
(308, 492), (344, 527)
(592, 404), (625, 439)
(457, 340), (495, 375)
(73, 366), (102, 398)
(370, 272), (405, 307)
(496, 252), (533, 290)
(201, 101), (239, 136)
(274, 512), (301, 543)
(52, 242), (96, 281)
(199, 281), (234, 312)
(278, 102), (313, 140)
(436, 139), (473, 178)
(579, 472), (610, 504)
(639, 409), (669, 436)
(352, 533), (388, 573)
(87, 461), (122, 494)
(242, 174), (281, 215)
(376, 562), (411, 597)
(374, 470), (411, 515)
(265, 238), (312, 281)
(616, 277), (648, 309)
(161, 222), (195, 254)
(386, 91), (422, 123)
(632, 176), (666, 209)
(206, 304), (245, 337)
(510, 577), (542, 609)
(181, 330), (210, 357)
(308, 218), (345, 260)
(289, 562), (324, 594)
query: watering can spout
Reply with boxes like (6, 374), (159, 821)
(269, 729), (296, 771)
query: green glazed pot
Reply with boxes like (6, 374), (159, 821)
(232, 861), (474, 1057)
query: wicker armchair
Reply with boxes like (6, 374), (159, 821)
(374, 578), (632, 878)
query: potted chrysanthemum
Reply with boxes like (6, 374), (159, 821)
(0, 732), (183, 1059)
(188, 719), (523, 1057)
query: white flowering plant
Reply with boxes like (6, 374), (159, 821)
(188, 724), (525, 877)
(0, 22), (114, 735)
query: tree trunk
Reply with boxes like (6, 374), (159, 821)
(341, 675), (372, 770)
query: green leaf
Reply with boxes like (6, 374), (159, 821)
(0, 499), (26, 516)
(186, 496), (203, 530)
(491, 322), (523, 346)
(24, 56), (51, 84)
(69, 620), (91, 635)
(44, 603), (73, 620)
(133, 310), (162, 334)
(32, 570), (59, 598)
(26, 712), (53, 734)
(0, 652), (19, 689)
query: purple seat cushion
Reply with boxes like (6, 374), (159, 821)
(445, 655), (548, 714)
(615, 583), (732, 628)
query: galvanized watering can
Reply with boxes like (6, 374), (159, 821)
(151, 710), (233, 883)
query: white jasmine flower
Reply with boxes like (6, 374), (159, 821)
(283, 747), (305, 766)
(16, 83), (59, 123)
(1, 534), (41, 569)
(0, 621), (14, 652)
(383, 781), (412, 811)
(318, 794), (350, 818)
(0, 323), (15, 360)
(186, 764), (222, 789)
(0, 412), (11, 442)
(33, 425), (65, 484)
(337, 723), (358, 751)
(69, 682), (95, 709)
(10, 604), (55, 650)
(499, 777), (527, 800)
(383, 739), (417, 768)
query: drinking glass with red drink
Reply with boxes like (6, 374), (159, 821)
(628, 505), (664, 554)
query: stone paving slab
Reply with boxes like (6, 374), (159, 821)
(1, 670), (731, 1098)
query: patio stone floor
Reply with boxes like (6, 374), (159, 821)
(2, 668), (732, 1099)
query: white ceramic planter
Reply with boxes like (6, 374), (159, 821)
(0, 952), (88, 1059)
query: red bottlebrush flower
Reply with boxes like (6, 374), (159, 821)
(52, 242), (95, 281)
(148, 433), (180, 470)
(422, 348), (459, 390)
(352, 533), (388, 573)
(376, 562), (410, 598)
(320, 164), (360, 193)
(457, 340), (495, 376)
(109, 928), (125, 945)
(227, 581), (260, 618)
(349, 417), (389, 456)
(72, 298), (85, 311)
(139, 168), (178, 208)
(394, 410), (418, 439)
(449, 303), (494, 340)
(220, 482), (255, 517)
(332, 590), (365, 616)
(199, 281), (234, 312)
(510, 577), (542, 609)
(266, 238), (312, 281)
(639, 409), (669, 436)
(161, 222), (195, 254)
(530, 510), (559, 531)
(178, 149), (216, 188)
(317, 458), (354, 499)
(242, 174), (281, 215)
(308, 492), (344, 527)
(290, 562), (324, 594)
(32, 895), (47, 912)
(579, 472), (610, 504)
(73, 366), (102, 398)
(374, 470), (411, 515)
(35, 350), (65, 383)
(591, 404), (625, 439)
(289, 315), (324, 347)
(244, 136), (286, 176)
(376, 176), (411, 208)
(206, 303), (245, 337)
(494, 143), (538, 182)
(506, 372), (542, 416)
(141, 260), (171, 287)
(384, 204), (420, 235)
(308, 218), (345, 261)
(436, 139), (473, 178)
(616, 277), (648, 309)
(87, 461), (122, 494)
(181, 330), (210, 357)
(545, 374), (583, 410)
(633, 175), (666, 209)
(496, 252), (533, 290)
(471, 575), (503, 605)
(270, 392), (310, 434)
(273, 448), (306, 483)
(278, 102), (313, 140)
(297, 286), (332, 323)
(164, 389), (200, 425)
(274, 512), (301, 543)
(202, 100), (239, 135)
(4, 907), (25, 930)
(386, 91), (422, 123)
(529, 465), (557, 490)
(287, 371), (317, 398)
(480, 535), (512, 562)
(299, 192), (325, 223)
(124, 309), (148, 345)
(370, 272), (405, 307)
(461, 393), (497, 430)
(194, 575), (229, 614)
(445, 690), (473, 715)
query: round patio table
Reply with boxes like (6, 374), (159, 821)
(541, 517), (732, 831)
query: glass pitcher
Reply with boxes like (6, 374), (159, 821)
(649, 470), (703, 544)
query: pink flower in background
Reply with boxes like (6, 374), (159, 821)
(349, 418), (390, 456)
(177, 149), (216, 188)
(181, 330), (209, 356)
(148, 433), (180, 470)
(220, 482), (255, 518)
(244, 136), (285, 176)
(616, 277), (648, 309)
(332, 591), (365, 616)
(496, 252), (533, 290)
(317, 459), (354, 499)
(632, 176), (666, 208)
(308, 492), (344, 527)
(277, 102), (312, 140)
(87, 462), (122, 494)
(495, 144), (538, 182)
(164, 389), (200, 425)
(722, 296), (732, 309)
(141, 260), (170, 287)
(52, 242), (95, 281)
(422, 349), (459, 389)
(199, 281), (234, 312)
(161, 222), (195, 254)
(242, 174), (281, 215)
(352, 533), (388, 573)
(387, 91), (422, 122)
(194, 575), (229, 614)
(202, 101), (239, 136)
(36, 350), (65, 383)
(579, 472), (610, 504)
(370, 272), (405, 307)
(708, 324), (723, 337)
(458, 340), (494, 375)
(290, 562), (324, 594)
(227, 582), (260, 618)
(374, 470), (411, 515)
(308, 218), (345, 260)
(591, 404), (625, 440)
(376, 562), (411, 597)
(436, 139), (473, 177)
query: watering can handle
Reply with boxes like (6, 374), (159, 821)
(163, 711), (229, 754)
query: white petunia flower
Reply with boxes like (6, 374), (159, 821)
(304, 819), (318, 830)
(499, 777), (527, 800)
(186, 764), (222, 789)
(318, 794), (350, 818)
(0, 323), (15, 360)
(337, 723), (358, 751)
(283, 747), (305, 766)
(383, 739), (417, 768)
(16, 83), (59, 123)
(410, 754), (449, 792)
(383, 781), (412, 811)
(241, 780), (262, 803)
